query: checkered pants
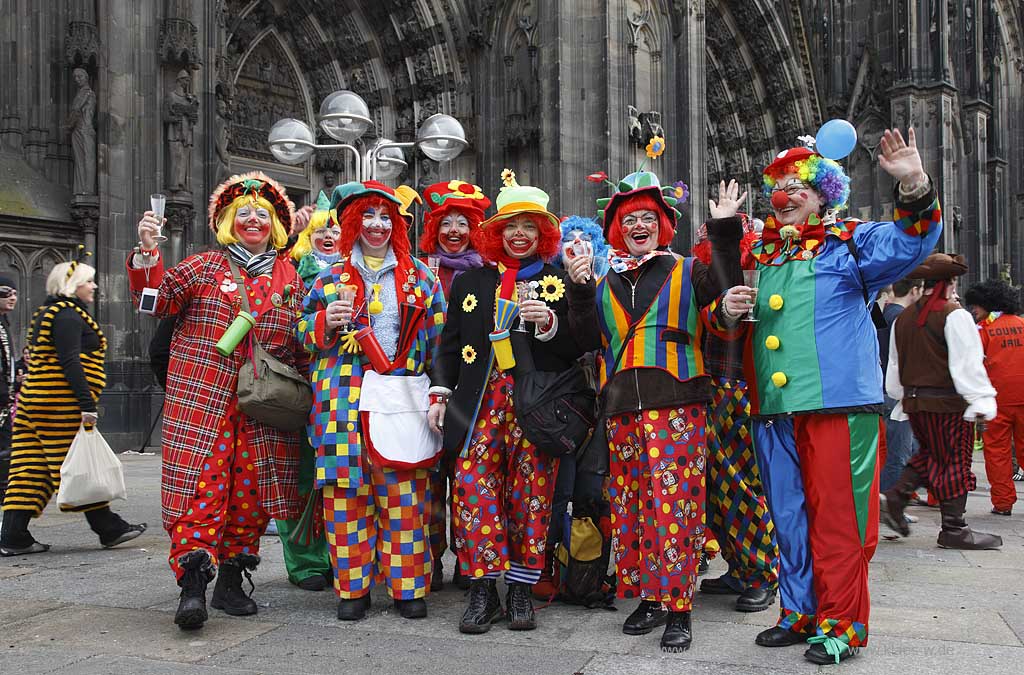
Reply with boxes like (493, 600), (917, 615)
(322, 464), (431, 600)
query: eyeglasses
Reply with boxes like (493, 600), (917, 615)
(770, 181), (811, 197)
(0, 287), (16, 299)
(621, 214), (659, 229)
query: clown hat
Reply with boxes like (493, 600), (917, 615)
(596, 171), (681, 236)
(330, 180), (403, 216)
(394, 185), (423, 220)
(313, 189), (331, 213)
(763, 147), (818, 179)
(208, 171), (294, 232)
(479, 169), (559, 231)
(423, 180), (491, 221)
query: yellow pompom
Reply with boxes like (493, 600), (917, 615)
(769, 294), (784, 310)
(368, 299), (383, 315)
(765, 335), (780, 350)
(771, 371), (788, 387)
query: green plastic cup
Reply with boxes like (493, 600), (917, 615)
(216, 311), (256, 356)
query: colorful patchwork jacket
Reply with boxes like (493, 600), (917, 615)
(742, 183), (943, 416)
(297, 248), (446, 489)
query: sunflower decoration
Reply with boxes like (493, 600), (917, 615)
(645, 135), (666, 159)
(538, 275), (566, 303)
(501, 168), (517, 187)
(462, 345), (478, 364)
(462, 293), (478, 313)
(446, 180), (485, 200)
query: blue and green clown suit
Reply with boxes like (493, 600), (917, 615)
(741, 185), (942, 650)
(298, 247), (446, 601)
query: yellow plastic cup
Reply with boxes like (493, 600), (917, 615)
(489, 330), (516, 371)
(216, 311), (256, 356)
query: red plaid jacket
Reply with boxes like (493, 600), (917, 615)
(128, 250), (307, 529)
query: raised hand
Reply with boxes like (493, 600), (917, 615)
(291, 204), (315, 236)
(708, 179), (748, 220)
(137, 211), (165, 250)
(878, 127), (927, 186)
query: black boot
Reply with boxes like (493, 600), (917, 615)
(755, 625), (810, 647)
(736, 585), (776, 613)
(937, 494), (1002, 550)
(174, 550), (214, 630)
(506, 581), (537, 630)
(394, 598), (428, 619)
(622, 600), (669, 635)
(210, 554), (259, 616)
(459, 578), (502, 634)
(880, 466), (922, 537)
(660, 611), (692, 652)
(805, 636), (857, 664)
(0, 509), (49, 556)
(337, 595), (371, 621)
(84, 507), (147, 548)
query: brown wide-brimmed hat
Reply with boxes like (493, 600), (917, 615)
(907, 252), (968, 281)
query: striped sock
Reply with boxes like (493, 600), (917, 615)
(481, 571), (501, 579)
(505, 561), (541, 585)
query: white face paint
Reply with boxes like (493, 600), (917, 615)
(620, 209), (660, 256)
(438, 212), (471, 253)
(360, 206), (393, 256)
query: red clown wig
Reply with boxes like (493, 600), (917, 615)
(420, 205), (486, 254)
(477, 213), (562, 264)
(606, 191), (676, 251)
(337, 195), (411, 258)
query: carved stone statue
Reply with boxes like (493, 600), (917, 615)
(165, 69), (199, 194)
(65, 68), (96, 195)
(214, 84), (232, 184)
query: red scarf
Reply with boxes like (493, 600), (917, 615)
(916, 280), (950, 327)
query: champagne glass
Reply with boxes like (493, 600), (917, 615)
(514, 281), (533, 333)
(336, 285), (357, 333)
(742, 269), (760, 322)
(150, 193), (168, 243)
(426, 255), (440, 280)
(573, 239), (594, 281)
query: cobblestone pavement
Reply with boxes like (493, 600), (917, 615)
(1, 454), (1021, 674)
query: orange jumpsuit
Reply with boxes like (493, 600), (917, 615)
(978, 313), (1024, 512)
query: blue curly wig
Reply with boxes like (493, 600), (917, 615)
(554, 215), (610, 278)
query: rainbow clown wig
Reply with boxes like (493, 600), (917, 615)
(762, 147), (851, 212)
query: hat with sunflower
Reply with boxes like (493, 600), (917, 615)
(420, 180), (491, 254)
(479, 169), (560, 232)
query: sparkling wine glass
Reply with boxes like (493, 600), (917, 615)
(337, 285), (357, 333)
(426, 255), (440, 280)
(742, 269), (760, 322)
(514, 281), (533, 333)
(150, 193), (168, 243)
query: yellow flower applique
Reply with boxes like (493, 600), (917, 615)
(645, 135), (666, 159)
(462, 345), (477, 364)
(501, 168), (517, 187)
(462, 293), (478, 313)
(538, 275), (565, 303)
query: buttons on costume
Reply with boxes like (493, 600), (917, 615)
(765, 335), (780, 350)
(771, 371), (788, 387)
(768, 294), (784, 310)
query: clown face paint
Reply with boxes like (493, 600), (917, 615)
(769, 174), (825, 226)
(620, 209), (660, 257)
(234, 202), (273, 253)
(561, 229), (593, 260)
(360, 206), (393, 257)
(438, 211), (471, 253)
(311, 224), (341, 256)
(502, 216), (539, 259)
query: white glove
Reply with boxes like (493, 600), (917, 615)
(963, 397), (997, 423)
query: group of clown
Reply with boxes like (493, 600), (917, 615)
(121, 121), (950, 666)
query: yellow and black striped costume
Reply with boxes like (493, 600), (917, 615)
(2, 298), (107, 515)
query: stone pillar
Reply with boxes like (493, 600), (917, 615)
(673, 1), (707, 244)
(165, 194), (193, 266)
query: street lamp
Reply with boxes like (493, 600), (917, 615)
(267, 90), (468, 183)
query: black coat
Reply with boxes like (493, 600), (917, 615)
(433, 263), (585, 454)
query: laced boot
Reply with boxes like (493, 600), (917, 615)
(506, 581), (537, 630)
(174, 550), (214, 630)
(211, 554), (259, 616)
(936, 494), (1002, 550)
(622, 600), (669, 635)
(459, 578), (502, 634)
(879, 466), (921, 537)
(660, 611), (693, 652)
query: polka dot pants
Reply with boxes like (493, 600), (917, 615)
(452, 369), (558, 579)
(606, 405), (707, 612)
(167, 399), (268, 579)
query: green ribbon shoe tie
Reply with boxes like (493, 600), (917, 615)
(807, 635), (851, 664)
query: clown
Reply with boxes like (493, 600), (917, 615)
(128, 172), (306, 630)
(429, 169), (585, 635)
(291, 191), (342, 285)
(691, 212), (780, 614)
(721, 128), (943, 665)
(417, 180), (490, 592)
(298, 180), (446, 622)
(565, 161), (746, 652)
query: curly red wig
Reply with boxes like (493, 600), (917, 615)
(338, 195), (410, 258)
(477, 213), (561, 264)
(420, 205), (486, 254)
(606, 191), (675, 251)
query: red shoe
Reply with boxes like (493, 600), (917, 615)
(532, 552), (560, 600)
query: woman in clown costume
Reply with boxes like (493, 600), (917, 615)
(298, 180), (446, 621)
(418, 179), (490, 591)
(429, 170), (585, 634)
(732, 128), (941, 665)
(565, 159), (746, 652)
(129, 172), (306, 630)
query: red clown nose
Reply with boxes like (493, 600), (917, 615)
(770, 190), (790, 210)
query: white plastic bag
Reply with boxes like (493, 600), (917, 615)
(57, 425), (127, 509)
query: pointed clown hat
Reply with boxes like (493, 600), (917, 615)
(479, 169), (560, 231)
(330, 180), (404, 216)
(394, 185), (423, 221)
(208, 171), (294, 233)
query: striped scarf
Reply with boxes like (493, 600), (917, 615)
(227, 243), (277, 277)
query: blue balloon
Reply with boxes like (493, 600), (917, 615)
(815, 119), (858, 160)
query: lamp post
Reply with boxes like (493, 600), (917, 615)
(268, 90), (468, 182)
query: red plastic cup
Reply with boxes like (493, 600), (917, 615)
(355, 326), (391, 372)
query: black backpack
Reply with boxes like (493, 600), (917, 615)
(511, 332), (597, 457)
